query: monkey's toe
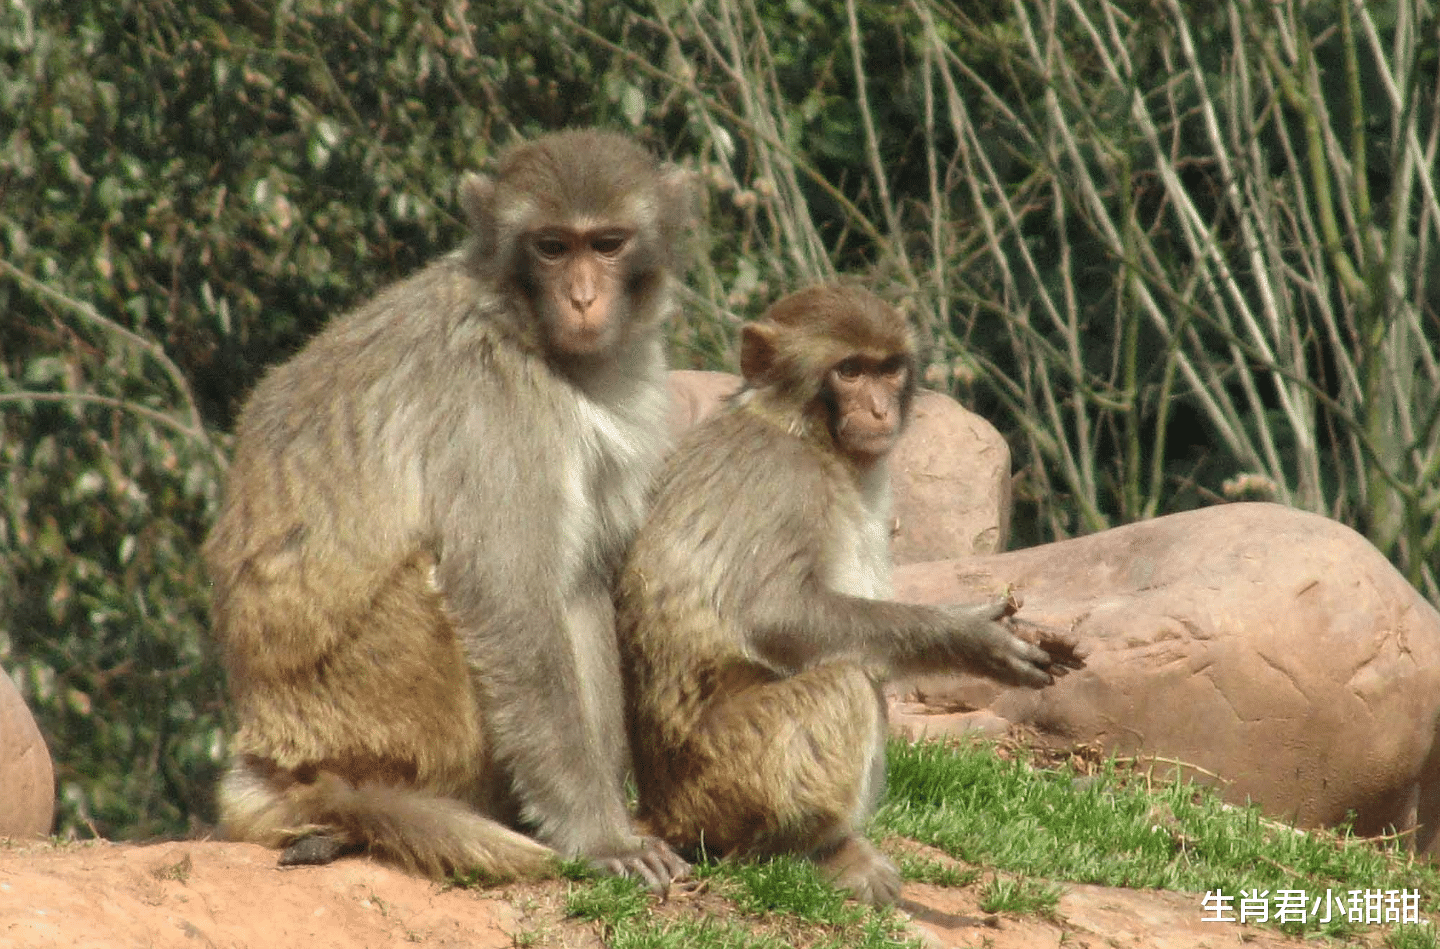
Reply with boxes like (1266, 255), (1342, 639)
(817, 836), (901, 906)
(590, 838), (691, 893)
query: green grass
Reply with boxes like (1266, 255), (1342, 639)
(715, 854), (864, 925)
(978, 876), (1064, 916)
(552, 739), (1437, 948)
(563, 861), (921, 949)
(877, 738), (1440, 942)
(893, 852), (980, 888)
(565, 872), (653, 929)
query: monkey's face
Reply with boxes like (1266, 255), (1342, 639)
(828, 355), (910, 461)
(526, 226), (637, 357)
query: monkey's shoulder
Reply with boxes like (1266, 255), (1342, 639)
(323, 252), (492, 341)
(241, 257), (487, 387)
(666, 405), (841, 494)
(635, 406), (856, 598)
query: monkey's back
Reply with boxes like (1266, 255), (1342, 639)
(618, 401), (867, 734)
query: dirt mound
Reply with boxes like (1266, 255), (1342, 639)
(0, 838), (1359, 948)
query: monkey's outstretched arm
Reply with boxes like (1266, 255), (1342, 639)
(743, 585), (1062, 687)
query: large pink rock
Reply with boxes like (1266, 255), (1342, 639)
(667, 370), (1010, 562)
(1, 669), (54, 837)
(890, 389), (1010, 561)
(890, 503), (1440, 853)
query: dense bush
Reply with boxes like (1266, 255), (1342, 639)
(2, 0), (1436, 839)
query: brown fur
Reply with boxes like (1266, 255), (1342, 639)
(618, 285), (1080, 904)
(205, 129), (692, 887)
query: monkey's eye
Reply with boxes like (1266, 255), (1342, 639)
(590, 233), (629, 257)
(878, 356), (907, 377)
(534, 236), (569, 260)
(836, 358), (863, 380)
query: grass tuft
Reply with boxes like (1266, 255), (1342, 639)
(879, 738), (1440, 939)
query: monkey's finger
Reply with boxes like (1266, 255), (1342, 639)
(1041, 639), (1088, 672)
(1010, 635), (1054, 669)
(1012, 623), (1088, 672)
(591, 855), (665, 891)
(627, 838), (690, 890)
(630, 861), (669, 893)
(637, 852), (689, 892)
(1006, 618), (1087, 669)
(1004, 658), (1055, 689)
(643, 838), (692, 883)
(993, 633), (1059, 688)
(593, 842), (691, 893)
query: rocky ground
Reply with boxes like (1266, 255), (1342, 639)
(0, 838), (1417, 949)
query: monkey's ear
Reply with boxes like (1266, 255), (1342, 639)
(459, 173), (498, 254)
(655, 167), (699, 267)
(658, 167), (697, 220)
(739, 322), (780, 383)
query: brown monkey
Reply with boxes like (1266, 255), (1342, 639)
(617, 284), (1081, 905)
(203, 129), (692, 888)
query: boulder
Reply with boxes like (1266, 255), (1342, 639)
(1, 668), (54, 837)
(666, 369), (740, 435)
(666, 370), (1010, 562)
(890, 388), (1011, 561)
(889, 503), (1440, 854)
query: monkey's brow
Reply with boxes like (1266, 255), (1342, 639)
(833, 350), (896, 368)
(556, 215), (638, 234)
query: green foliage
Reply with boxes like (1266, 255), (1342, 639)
(0, 394), (223, 838)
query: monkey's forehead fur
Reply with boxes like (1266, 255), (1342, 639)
(762, 284), (914, 356)
(492, 129), (669, 220)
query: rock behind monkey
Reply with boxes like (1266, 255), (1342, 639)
(204, 129), (691, 887)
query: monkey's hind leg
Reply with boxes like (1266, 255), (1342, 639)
(668, 660), (901, 905)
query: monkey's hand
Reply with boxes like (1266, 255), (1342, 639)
(942, 596), (1077, 688)
(1005, 615), (1087, 677)
(588, 836), (691, 893)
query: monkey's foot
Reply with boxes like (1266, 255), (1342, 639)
(278, 833), (363, 867)
(815, 835), (901, 906)
(589, 836), (691, 894)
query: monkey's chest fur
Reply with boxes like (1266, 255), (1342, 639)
(555, 384), (669, 587)
(815, 463), (894, 602)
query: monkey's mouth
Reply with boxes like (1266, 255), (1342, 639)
(845, 430), (900, 459)
(556, 320), (614, 356)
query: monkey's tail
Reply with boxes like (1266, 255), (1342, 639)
(220, 766), (557, 881)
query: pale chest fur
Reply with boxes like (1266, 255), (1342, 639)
(557, 380), (668, 586)
(819, 463), (895, 600)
